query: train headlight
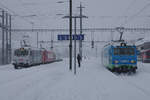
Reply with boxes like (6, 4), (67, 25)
(131, 60), (136, 63)
(114, 60), (119, 64)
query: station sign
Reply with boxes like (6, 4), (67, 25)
(58, 34), (84, 40)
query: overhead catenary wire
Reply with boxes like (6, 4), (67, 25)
(0, 1), (33, 24)
(121, 3), (150, 26)
(122, 0), (138, 17)
(117, 0), (138, 26)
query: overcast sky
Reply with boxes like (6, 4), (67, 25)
(0, 0), (150, 29)
(1, 0), (150, 47)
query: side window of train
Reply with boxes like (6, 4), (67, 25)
(48, 53), (51, 58)
(136, 50), (140, 55)
(35, 51), (37, 56)
(141, 47), (144, 50)
(48, 53), (53, 58)
(30, 51), (32, 56)
(33, 50), (35, 56)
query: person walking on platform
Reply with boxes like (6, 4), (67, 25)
(77, 54), (81, 67)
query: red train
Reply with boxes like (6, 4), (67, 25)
(141, 49), (150, 63)
(13, 47), (56, 69)
(42, 50), (56, 64)
(137, 42), (150, 63)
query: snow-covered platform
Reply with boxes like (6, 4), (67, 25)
(0, 58), (150, 100)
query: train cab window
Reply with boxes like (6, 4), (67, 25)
(14, 49), (29, 56)
(22, 50), (28, 56)
(127, 48), (135, 55)
(114, 48), (119, 55)
(114, 47), (135, 55)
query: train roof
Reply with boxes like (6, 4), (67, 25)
(141, 48), (150, 52)
(15, 46), (42, 51)
(104, 41), (135, 48)
(14, 47), (55, 53)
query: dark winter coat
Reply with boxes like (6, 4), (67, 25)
(77, 54), (81, 61)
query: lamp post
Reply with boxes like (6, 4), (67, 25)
(57, 0), (73, 71)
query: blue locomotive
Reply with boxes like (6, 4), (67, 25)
(102, 42), (137, 73)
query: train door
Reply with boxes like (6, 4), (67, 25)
(109, 48), (113, 64)
(30, 50), (34, 65)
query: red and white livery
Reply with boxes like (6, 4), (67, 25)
(13, 47), (56, 69)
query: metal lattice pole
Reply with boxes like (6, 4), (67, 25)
(77, 3), (86, 60)
(9, 15), (12, 63)
(2, 10), (5, 64)
(6, 13), (8, 64)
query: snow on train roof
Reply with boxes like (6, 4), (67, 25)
(14, 46), (55, 52)
(135, 38), (150, 46)
(104, 41), (133, 46)
(16, 46), (43, 50)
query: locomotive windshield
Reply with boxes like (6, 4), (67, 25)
(114, 47), (135, 55)
(14, 49), (29, 56)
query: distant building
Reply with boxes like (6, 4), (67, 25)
(137, 42), (150, 51)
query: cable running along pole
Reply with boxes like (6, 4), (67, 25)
(69, 0), (73, 71)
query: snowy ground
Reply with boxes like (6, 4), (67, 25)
(0, 58), (150, 100)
